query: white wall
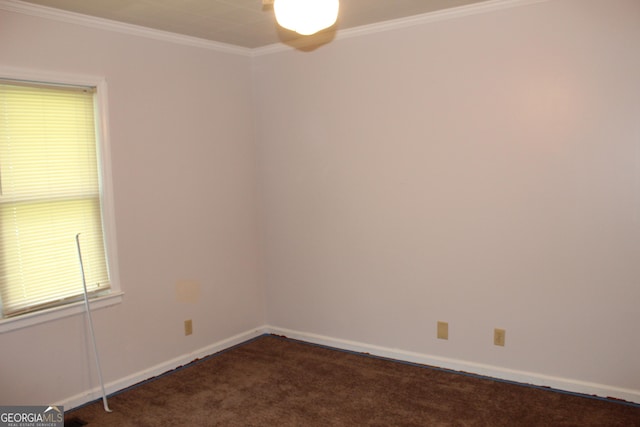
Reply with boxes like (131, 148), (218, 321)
(254, 0), (640, 393)
(0, 10), (265, 405)
(1, 0), (639, 408)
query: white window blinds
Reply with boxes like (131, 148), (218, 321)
(0, 79), (110, 318)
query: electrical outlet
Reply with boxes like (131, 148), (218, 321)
(184, 319), (193, 336)
(494, 328), (505, 346)
(437, 321), (448, 340)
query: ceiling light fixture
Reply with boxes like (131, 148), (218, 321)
(272, 0), (340, 36)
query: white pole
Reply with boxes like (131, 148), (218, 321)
(76, 233), (113, 413)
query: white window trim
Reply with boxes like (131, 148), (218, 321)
(0, 291), (124, 333)
(0, 67), (123, 333)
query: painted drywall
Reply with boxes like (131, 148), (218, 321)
(254, 0), (640, 393)
(0, 10), (265, 405)
(1, 0), (639, 408)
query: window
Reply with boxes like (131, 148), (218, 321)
(0, 76), (119, 324)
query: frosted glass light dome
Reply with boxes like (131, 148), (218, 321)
(274, 0), (340, 36)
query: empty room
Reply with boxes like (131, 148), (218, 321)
(0, 0), (638, 425)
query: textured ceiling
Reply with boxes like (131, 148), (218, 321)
(18, 0), (490, 48)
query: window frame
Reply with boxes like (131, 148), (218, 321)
(0, 67), (122, 333)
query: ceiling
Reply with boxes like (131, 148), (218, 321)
(18, 0), (490, 49)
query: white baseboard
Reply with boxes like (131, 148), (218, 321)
(265, 325), (640, 406)
(58, 326), (269, 410)
(59, 324), (639, 410)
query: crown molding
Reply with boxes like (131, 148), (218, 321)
(1, 0), (549, 58)
(0, 0), (253, 57)
(252, 0), (550, 56)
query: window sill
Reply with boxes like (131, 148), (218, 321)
(0, 291), (124, 334)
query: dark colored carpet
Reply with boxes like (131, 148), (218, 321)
(65, 335), (640, 426)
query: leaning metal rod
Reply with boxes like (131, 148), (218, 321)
(76, 233), (112, 413)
